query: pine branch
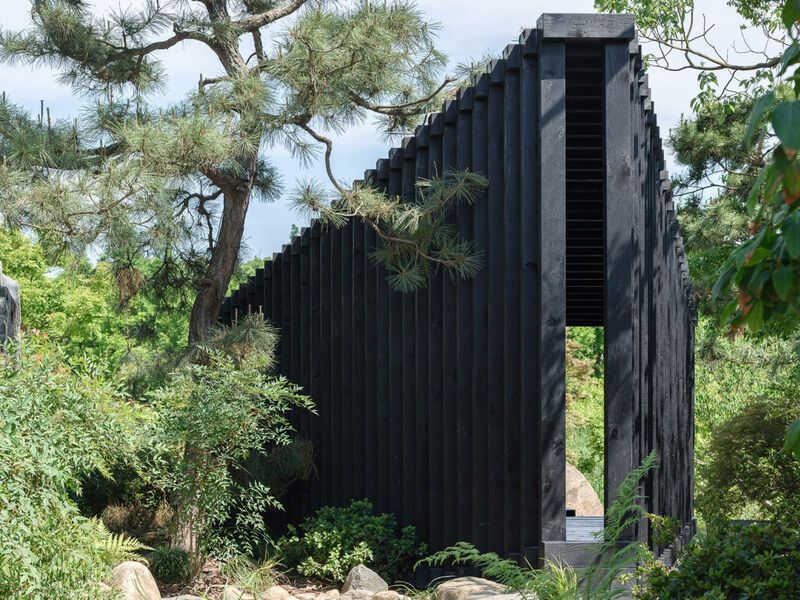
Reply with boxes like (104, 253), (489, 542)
(236, 0), (310, 31)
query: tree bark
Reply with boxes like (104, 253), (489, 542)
(188, 186), (251, 344)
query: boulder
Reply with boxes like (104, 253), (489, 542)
(0, 273), (20, 348)
(566, 463), (603, 516)
(340, 590), (374, 600)
(223, 587), (256, 600)
(295, 594), (317, 600)
(373, 591), (403, 600)
(435, 577), (505, 600)
(342, 566), (388, 594)
(163, 596), (205, 600)
(261, 586), (292, 600)
(110, 561), (161, 600)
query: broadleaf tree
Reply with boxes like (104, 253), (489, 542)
(0, 0), (486, 344)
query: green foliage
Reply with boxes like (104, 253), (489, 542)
(296, 168), (488, 292)
(636, 523), (800, 600)
(420, 453), (657, 600)
(277, 499), (427, 583)
(645, 514), (681, 550)
(692, 318), (800, 452)
(145, 315), (314, 557)
(149, 545), (192, 585)
(0, 229), (189, 365)
(0, 339), (149, 598)
(565, 327), (605, 502)
(713, 5), (800, 330)
(219, 554), (279, 594)
(696, 394), (800, 526)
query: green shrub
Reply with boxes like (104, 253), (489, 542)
(637, 522), (800, 600)
(144, 316), (314, 558)
(0, 339), (149, 599)
(277, 499), (427, 583)
(149, 545), (192, 584)
(696, 394), (800, 526)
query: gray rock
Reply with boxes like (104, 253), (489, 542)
(435, 577), (506, 600)
(342, 566), (388, 594)
(566, 463), (603, 516)
(295, 594), (317, 600)
(0, 273), (20, 348)
(110, 561), (161, 600)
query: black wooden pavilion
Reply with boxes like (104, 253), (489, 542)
(220, 13), (696, 573)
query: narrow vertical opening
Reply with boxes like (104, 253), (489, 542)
(564, 43), (605, 540)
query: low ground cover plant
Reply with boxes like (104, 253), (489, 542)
(277, 499), (427, 583)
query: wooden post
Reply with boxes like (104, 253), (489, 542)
(538, 38), (567, 545)
(604, 41), (635, 541)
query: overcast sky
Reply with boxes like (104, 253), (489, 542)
(0, 0), (753, 259)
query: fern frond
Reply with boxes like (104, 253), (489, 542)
(94, 519), (152, 564)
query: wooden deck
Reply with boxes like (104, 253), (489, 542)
(566, 516), (604, 541)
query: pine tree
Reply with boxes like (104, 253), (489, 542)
(0, 0), (486, 345)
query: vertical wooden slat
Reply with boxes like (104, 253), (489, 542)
(538, 40), (566, 544)
(502, 44), (523, 558)
(519, 28), (540, 562)
(340, 219), (354, 503)
(413, 124), (431, 546)
(375, 158), (392, 515)
(319, 224), (332, 508)
(387, 148), (404, 521)
(470, 74), (490, 552)
(352, 217), (366, 502)
(309, 223), (322, 511)
(455, 86), (474, 545)
(363, 172), (379, 504)
(604, 41), (635, 541)
(299, 228), (312, 517)
(254, 267), (265, 317)
(427, 113), (445, 552)
(329, 225), (343, 505)
(486, 58), (507, 554)
(441, 99), (459, 548)
(400, 139), (417, 527)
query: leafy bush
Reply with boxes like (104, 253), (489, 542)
(637, 522), (800, 600)
(0, 339), (149, 598)
(149, 545), (192, 584)
(278, 499), (427, 583)
(696, 394), (800, 525)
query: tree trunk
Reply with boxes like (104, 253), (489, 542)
(188, 187), (251, 344)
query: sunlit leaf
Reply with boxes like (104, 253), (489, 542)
(771, 100), (800, 149)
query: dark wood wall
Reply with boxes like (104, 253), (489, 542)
(220, 13), (696, 573)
